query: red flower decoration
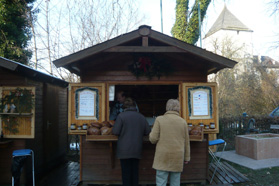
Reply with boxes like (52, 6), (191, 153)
(138, 57), (151, 72)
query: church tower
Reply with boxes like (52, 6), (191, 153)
(203, 5), (253, 61)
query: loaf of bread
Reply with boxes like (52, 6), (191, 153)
(100, 127), (112, 135)
(109, 120), (115, 126)
(91, 122), (102, 128)
(101, 121), (112, 128)
(87, 127), (101, 135)
(190, 126), (202, 135)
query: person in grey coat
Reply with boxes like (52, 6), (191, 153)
(112, 97), (151, 186)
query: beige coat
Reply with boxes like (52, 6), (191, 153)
(149, 111), (190, 172)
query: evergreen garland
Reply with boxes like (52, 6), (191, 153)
(0, 88), (35, 134)
(2, 116), (19, 134)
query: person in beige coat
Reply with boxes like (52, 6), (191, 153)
(149, 99), (190, 186)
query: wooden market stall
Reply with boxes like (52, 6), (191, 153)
(0, 57), (69, 185)
(53, 25), (237, 185)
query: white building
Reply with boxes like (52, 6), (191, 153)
(203, 5), (254, 62)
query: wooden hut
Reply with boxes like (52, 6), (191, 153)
(53, 25), (237, 185)
(0, 57), (68, 185)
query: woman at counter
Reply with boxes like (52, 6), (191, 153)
(149, 99), (190, 186)
(112, 97), (151, 186)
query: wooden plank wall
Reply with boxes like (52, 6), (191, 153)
(26, 80), (45, 178)
(81, 136), (208, 184)
(0, 68), (26, 85)
(0, 69), (68, 185)
(57, 85), (68, 159)
(81, 60), (207, 82)
(0, 140), (26, 184)
(45, 83), (68, 166)
(25, 81), (68, 178)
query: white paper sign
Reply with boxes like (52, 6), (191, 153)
(79, 90), (95, 116)
(193, 90), (208, 116)
(109, 85), (115, 101)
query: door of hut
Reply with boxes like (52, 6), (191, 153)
(43, 83), (60, 167)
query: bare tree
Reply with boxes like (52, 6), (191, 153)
(208, 36), (279, 117)
(29, 0), (144, 81)
(267, 0), (279, 15)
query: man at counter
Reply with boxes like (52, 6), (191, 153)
(109, 91), (139, 120)
(149, 99), (190, 186)
(112, 97), (151, 186)
(109, 91), (126, 121)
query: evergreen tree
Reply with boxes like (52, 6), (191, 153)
(0, 0), (36, 64)
(171, 0), (211, 45)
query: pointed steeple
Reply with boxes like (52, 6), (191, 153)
(205, 5), (253, 38)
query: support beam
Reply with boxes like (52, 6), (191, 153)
(104, 46), (186, 53)
(142, 37), (148, 47)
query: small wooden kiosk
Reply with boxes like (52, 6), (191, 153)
(0, 57), (68, 185)
(54, 25), (237, 185)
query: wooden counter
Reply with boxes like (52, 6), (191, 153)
(79, 134), (208, 185)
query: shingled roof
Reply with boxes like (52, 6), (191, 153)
(0, 57), (68, 87)
(53, 25), (237, 75)
(205, 5), (253, 38)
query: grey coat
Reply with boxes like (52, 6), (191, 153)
(112, 107), (151, 159)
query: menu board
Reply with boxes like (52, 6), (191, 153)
(188, 87), (212, 119)
(193, 90), (208, 116)
(79, 90), (96, 116)
(75, 87), (99, 120)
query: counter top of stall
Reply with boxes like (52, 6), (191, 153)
(85, 134), (204, 142)
(70, 120), (204, 141)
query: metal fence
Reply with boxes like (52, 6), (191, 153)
(218, 116), (279, 150)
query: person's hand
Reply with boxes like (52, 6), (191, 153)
(184, 161), (189, 164)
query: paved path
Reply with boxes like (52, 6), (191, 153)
(215, 150), (279, 170)
(38, 161), (216, 186)
(39, 161), (80, 186)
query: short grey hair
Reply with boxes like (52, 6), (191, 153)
(166, 99), (180, 112)
(123, 97), (136, 109)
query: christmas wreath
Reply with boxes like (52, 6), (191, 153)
(128, 54), (173, 79)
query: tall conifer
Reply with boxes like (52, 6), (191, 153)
(0, 0), (36, 64)
(172, 0), (211, 45)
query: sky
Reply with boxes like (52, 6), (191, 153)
(139, 0), (279, 60)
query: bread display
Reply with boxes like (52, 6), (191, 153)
(87, 127), (101, 135)
(109, 120), (115, 126)
(91, 122), (102, 128)
(100, 127), (112, 135)
(187, 125), (203, 141)
(87, 121), (114, 135)
(101, 121), (112, 128)
(189, 126), (202, 136)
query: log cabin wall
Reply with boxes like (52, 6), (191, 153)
(80, 55), (208, 82)
(81, 137), (208, 184)
(0, 140), (26, 184)
(0, 68), (26, 85)
(0, 67), (29, 184)
(41, 83), (68, 171)
(0, 67), (68, 185)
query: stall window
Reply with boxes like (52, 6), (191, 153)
(109, 85), (179, 124)
(0, 87), (35, 138)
